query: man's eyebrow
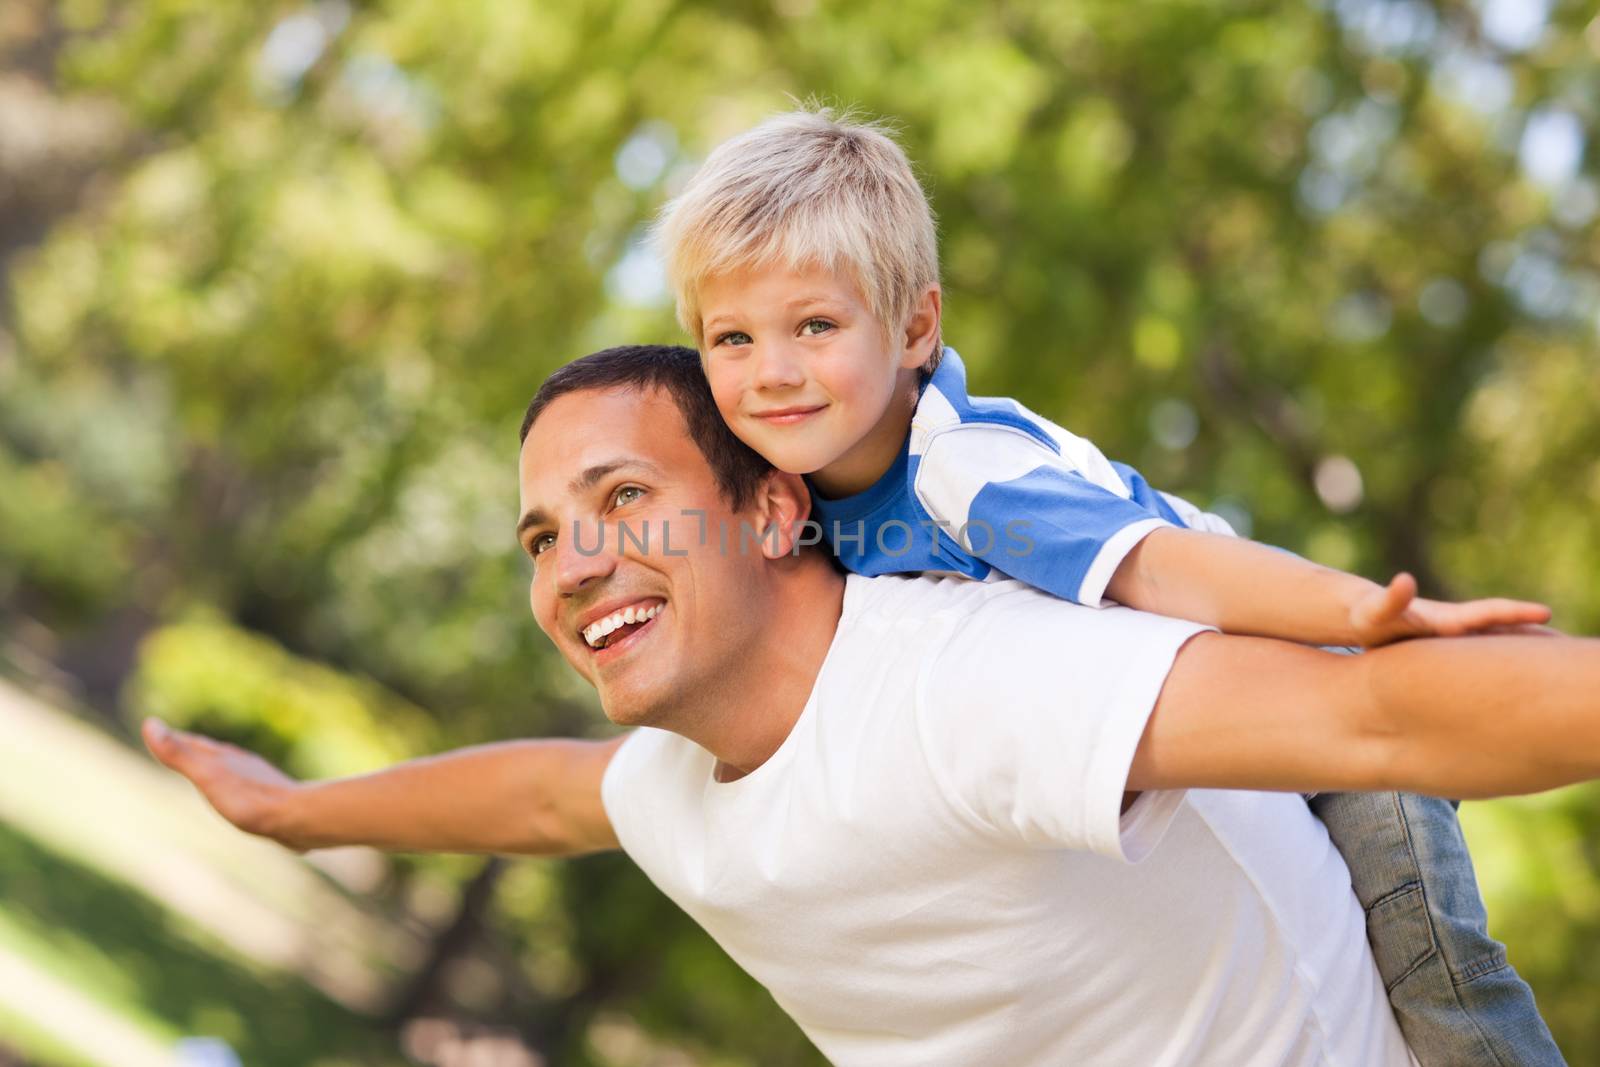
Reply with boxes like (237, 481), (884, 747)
(515, 507), (549, 543)
(568, 458), (662, 495)
(514, 459), (664, 543)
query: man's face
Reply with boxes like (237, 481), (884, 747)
(517, 386), (769, 727)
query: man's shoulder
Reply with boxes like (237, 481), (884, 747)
(837, 573), (1100, 671)
(845, 573), (1210, 682)
(601, 727), (705, 805)
(816, 575), (1046, 730)
(843, 571), (1048, 624)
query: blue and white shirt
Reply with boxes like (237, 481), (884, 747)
(809, 348), (1235, 606)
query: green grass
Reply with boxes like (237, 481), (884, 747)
(0, 1000), (94, 1067)
(0, 822), (404, 1067)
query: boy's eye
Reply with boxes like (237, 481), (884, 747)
(611, 485), (644, 508)
(529, 532), (555, 557)
(801, 318), (835, 336)
(715, 331), (752, 347)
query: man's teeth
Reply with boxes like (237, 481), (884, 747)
(583, 603), (663, 648)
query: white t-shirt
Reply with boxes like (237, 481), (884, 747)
(601, 574), (1416, 1066)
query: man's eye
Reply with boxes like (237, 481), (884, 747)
(612, 485), (644, 508)
(715, 331), (752, 347)
(529, 533), (555, 557)
(801, 318), (835, 336)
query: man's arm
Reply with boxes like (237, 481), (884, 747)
(142, 718), (623, 856)
(1128, 631), (1600, 799)
(1108, 527), (1550, 648)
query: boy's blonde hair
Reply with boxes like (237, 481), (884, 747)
(656, 107), (940, 354)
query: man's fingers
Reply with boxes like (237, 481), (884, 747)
(141, 716), (186, 767)
(142, 717), (224, 779)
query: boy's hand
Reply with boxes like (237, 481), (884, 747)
(142, 717), (307, 850)
(1350, 573), (1554, 648)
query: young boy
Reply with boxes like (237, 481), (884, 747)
(655, 108), (1566, 1064)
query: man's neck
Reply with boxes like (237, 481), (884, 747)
(698, 557), (847, 783)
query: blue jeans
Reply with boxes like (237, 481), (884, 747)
(1309, 791), (1565, 1066)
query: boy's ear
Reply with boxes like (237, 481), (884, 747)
(751, 471), (813, 559)
(899, 285), (942, 371)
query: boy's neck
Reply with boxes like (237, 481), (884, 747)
(809, 367), (924, 499)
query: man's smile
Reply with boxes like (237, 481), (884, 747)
(578, 596), (667, 652)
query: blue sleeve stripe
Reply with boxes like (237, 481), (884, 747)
(1111, 461), (1187, 527)
(965, 466), (1173, 605)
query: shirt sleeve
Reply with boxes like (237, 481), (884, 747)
(600, 727), (703, 865)
(599, 729), (651, 848)
(914, 587), (1210, 861)
(913, 423), (1173, 606)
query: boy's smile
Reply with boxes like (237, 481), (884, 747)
(698, 262), (932, 498)
(751, 403), (828, 426)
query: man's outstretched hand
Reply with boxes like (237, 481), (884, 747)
(1350, 573), (1555, 648)
(142, 717), (307, 851)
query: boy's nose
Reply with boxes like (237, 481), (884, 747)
(753, 344), (807, 391)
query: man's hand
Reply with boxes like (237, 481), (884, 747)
(1349, 573), (1553, 648)
(142, 717), (308, 849)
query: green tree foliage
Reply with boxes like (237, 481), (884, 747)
(2, 0), (1598, 1061)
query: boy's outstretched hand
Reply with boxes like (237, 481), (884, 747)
(1349, 573), (1555, 648)
(142, 717), (306, 850)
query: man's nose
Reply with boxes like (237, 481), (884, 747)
(753, 341), (807, 391)
(553, 520), (619, 596)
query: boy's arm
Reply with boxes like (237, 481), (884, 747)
(1107, 526), (1550, 647)
(915, 425), (1546, 644)
(1129, 630), (1600, 799)
(142, 718), (622, 856)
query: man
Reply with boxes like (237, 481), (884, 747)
(147, 344), (1597, 1065)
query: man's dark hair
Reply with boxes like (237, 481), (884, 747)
(520, 344), (773, 509)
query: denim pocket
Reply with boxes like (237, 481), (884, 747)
(1365, 881), (1438, 992)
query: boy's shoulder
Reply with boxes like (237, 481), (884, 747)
(910, 349), (1236, 546)
(912, 348), (1128, 489)
(911, 348), (1057, 453)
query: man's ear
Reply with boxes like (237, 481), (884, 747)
(751, 471), (813, 559)
(899, 284), (942, 371)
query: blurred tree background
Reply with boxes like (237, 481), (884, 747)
(1, 0), (1597, 1063)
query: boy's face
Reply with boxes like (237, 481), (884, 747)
(698, 262), (924, 495)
